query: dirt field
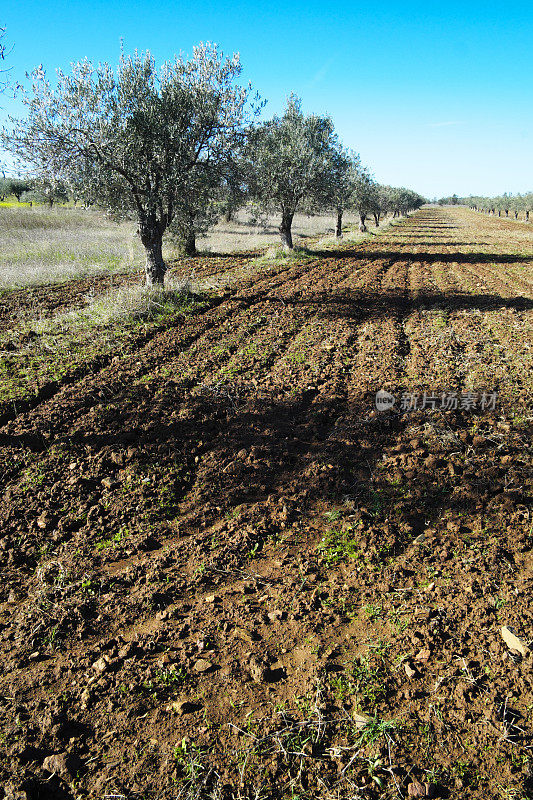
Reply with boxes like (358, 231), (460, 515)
(0, 207), (532, 800)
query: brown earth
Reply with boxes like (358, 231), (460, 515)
(0, 207), (532, 800)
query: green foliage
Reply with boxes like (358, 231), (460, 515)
(381, 185), (425, 216)
(467, 191), (533, 216)
(247, 94), (340, 247)
(351, 168), (379, 223)
(5, 177), (31, 201)
(326, 146), (362, 220)
(318, 523), (364, 564)
(25, 176), (69, 206)
(3, 44), (255, 283)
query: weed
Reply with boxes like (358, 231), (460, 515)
(318, 522), (364, 564)
(364, 604), (383, 620)
(329, 650), (391, 709)
(173, 739), (208, 783)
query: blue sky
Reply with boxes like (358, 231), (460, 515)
(1, 0), (532, 197)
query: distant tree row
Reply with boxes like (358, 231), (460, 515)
(1, 45), (424, 286)
(0, 175), (69, 205)
(466, 193), (533, 221)
(436, 194), (459, 206)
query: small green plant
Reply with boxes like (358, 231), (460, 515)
(318, 522), (364, 564)
(363, 755), (386, 789)
(330, 650), (390, 709)
(355, 716), (399, 747)
(43, 624), (61, 651)
(364, 604), (383, 620)
(173, 739), (207, 783)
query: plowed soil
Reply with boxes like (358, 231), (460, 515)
(0, 207), (532, 800)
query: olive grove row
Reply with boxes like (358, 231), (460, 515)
(467, 193), (533, 221)
(1, 44), (424, 285)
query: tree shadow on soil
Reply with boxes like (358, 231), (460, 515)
(263, 290), (533, 321)
(6, 371), (523, 575)
(379, 241), (493, 247)
(1, 276), (531, 577)
(311, 249), (533, 265)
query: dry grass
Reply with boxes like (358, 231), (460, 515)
(35, 275), (206, 331)
(0, 205), (397, 291)
(188, 209), (390, 254)
(0, 206), (145, 289)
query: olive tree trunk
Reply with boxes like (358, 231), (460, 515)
(224, 198), (235, 223)
(373, 212), (380, 227)
(140, 224), (166, 286)
(335, 209), (343, 238)
(359, 213), (367, 232)
(180, 229), (197, 256)
(280, 211), (294, 250)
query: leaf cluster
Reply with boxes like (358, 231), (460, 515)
(246, 93), (340, 218)
(2, 44), (253, 235)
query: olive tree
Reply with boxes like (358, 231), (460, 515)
(168, 165), (220, 255)
(2, 45), (253, 285)
(169, 149), (248, 253)
(220, 156), (248, 222)
(247, 94), (340, 249)
(27, 176), (69, 206)
(351, 169), (378, 232)
(388, 187), (424, 217)
(7, 177), (31, 201)
(327, 147), (360, 238)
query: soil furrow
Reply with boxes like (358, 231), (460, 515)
(0, 207), (532, 800)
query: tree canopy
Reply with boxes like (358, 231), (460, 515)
(247, 94), (340, 249)
(2, 44), (254, 284)
(2, 41), (427, 268)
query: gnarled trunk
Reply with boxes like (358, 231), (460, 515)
(527, 210), (530, 222)
(359, 213), (367, 232)
(373, 212), (380, 227)
(335, 209), (343, 238)
(140, 223), (166, 287)
(279, 211), (294, 250)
